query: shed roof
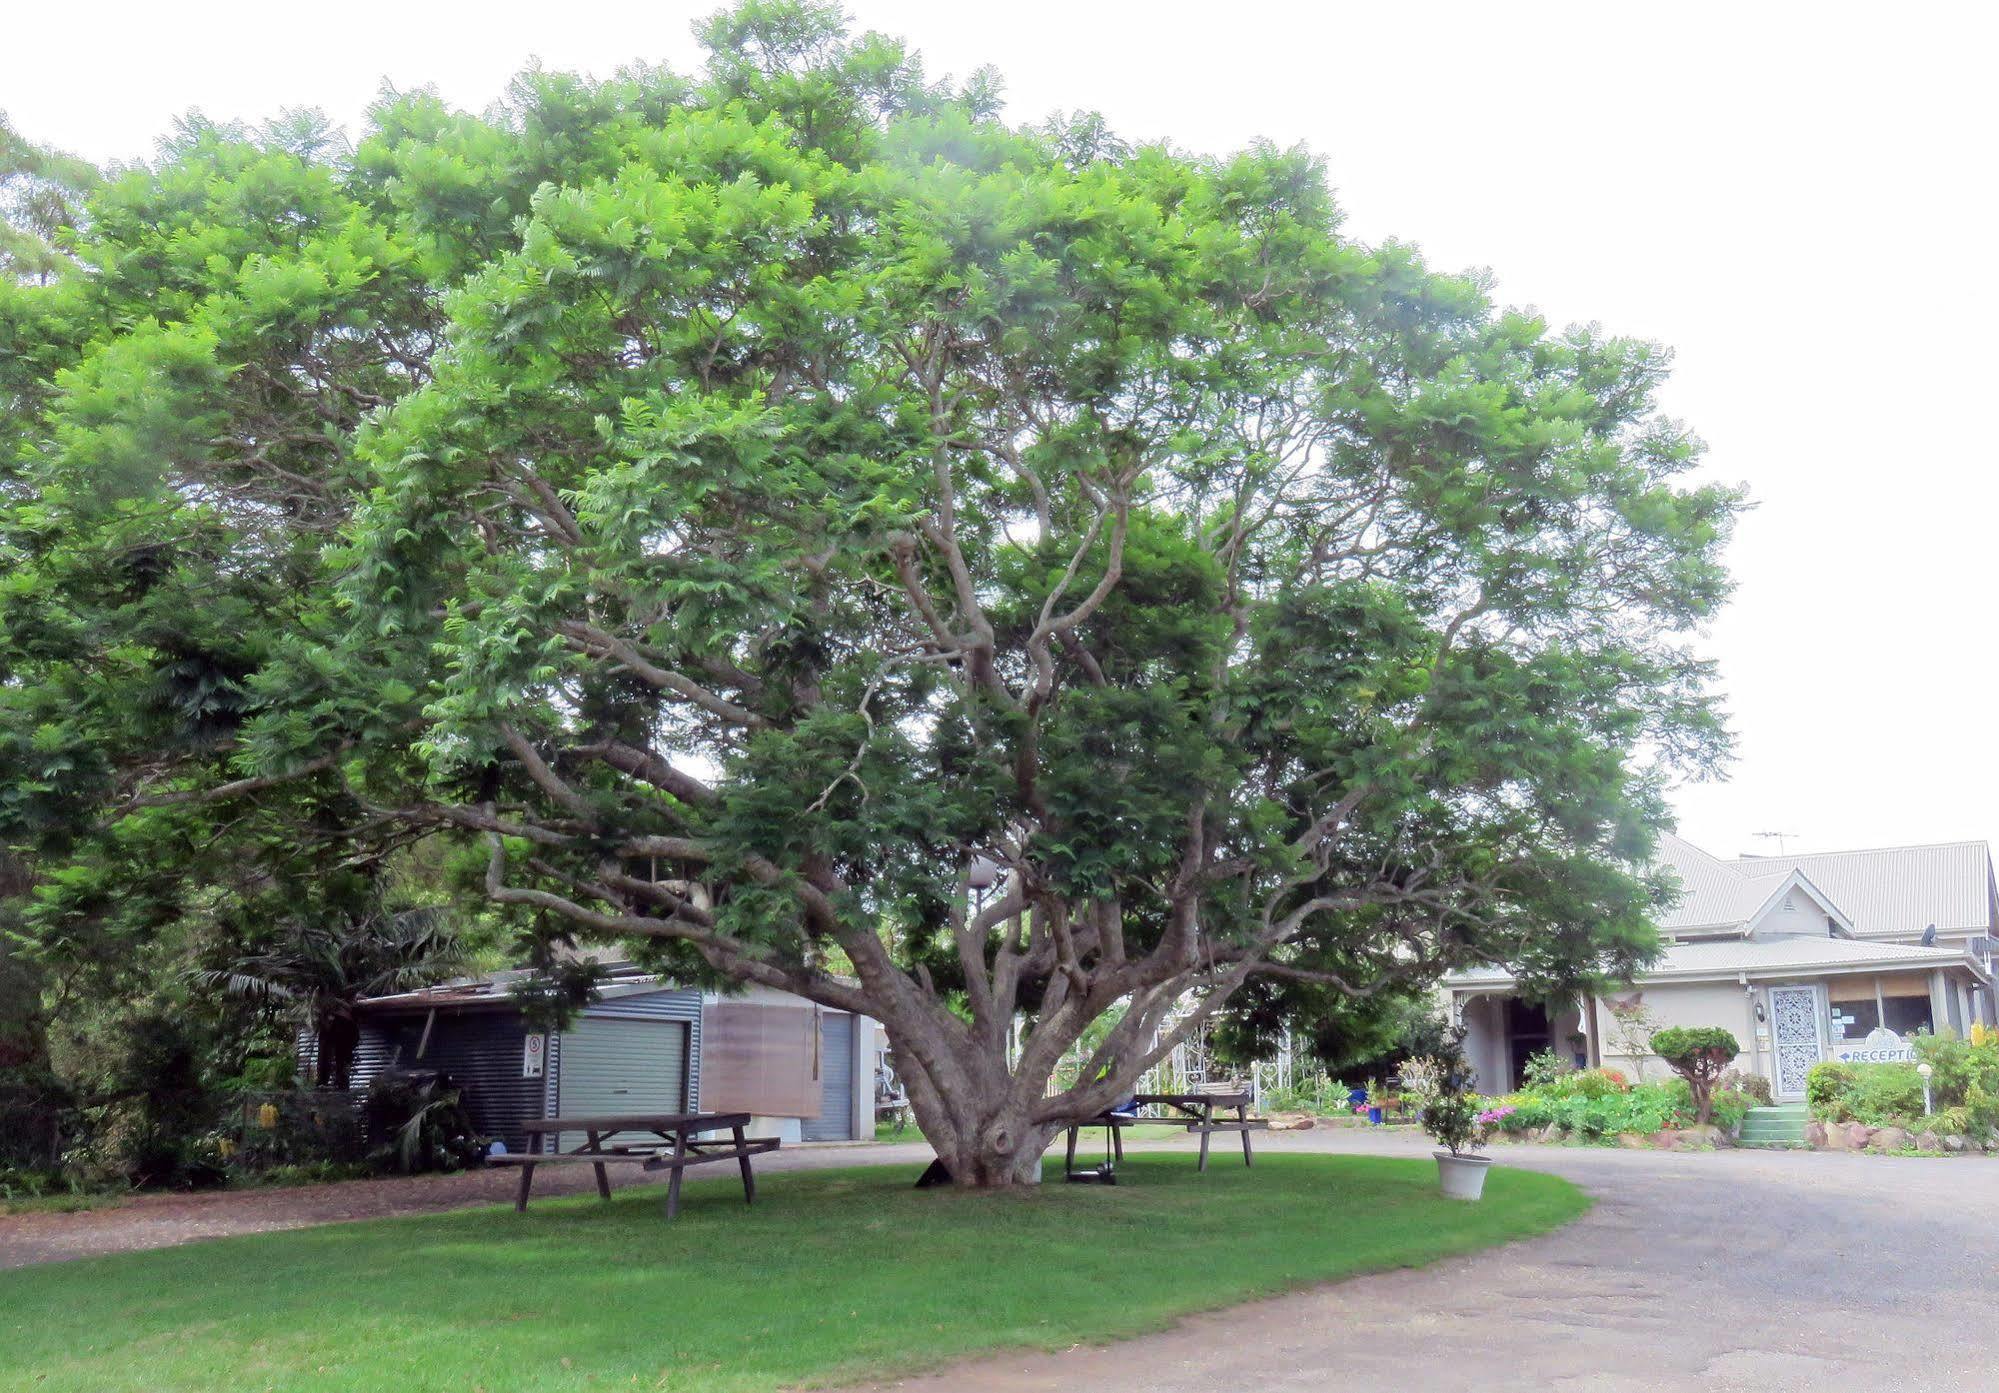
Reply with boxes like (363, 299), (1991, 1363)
(356, 962), (661, 1014)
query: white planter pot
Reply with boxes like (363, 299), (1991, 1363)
(1434, 1150), (1492, 1201)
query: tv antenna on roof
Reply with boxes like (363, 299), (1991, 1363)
(1752, 831), (1799, 855)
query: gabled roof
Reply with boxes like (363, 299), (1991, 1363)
(1726, 841), (1998, 939)
(1655, 832), (1787, 932)
(1654, 833), (1851, 937)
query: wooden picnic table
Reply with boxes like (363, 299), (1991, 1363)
(1063, 1091), (1269, 1178)
(491, 1112), (779, 1220)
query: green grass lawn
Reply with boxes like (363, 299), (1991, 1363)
(0, 1154), (1586, 1393)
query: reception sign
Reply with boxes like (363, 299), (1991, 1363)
(1835, 1027), (1916, 1065)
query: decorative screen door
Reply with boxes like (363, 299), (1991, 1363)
(1768, 985), (1824, 1101)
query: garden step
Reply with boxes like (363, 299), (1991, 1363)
(1739, 1105), (1810, 1142)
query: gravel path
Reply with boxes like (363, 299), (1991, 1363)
(0, 1138), (935, 1269)
(859, 1128), (1999, 1393)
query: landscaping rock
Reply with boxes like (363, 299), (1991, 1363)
(1916, 1131), (1941, 1152)
(1679, 1124), (1725, 1148)
(1537, 1124), (1561, 1143)
(1804, 1121), (1829, 1147)
(1945, 1135), (1967, 1153)
(1648, 1129), (1678, 1150)
(1617, 1132), (1650, 1149)
(1869, 1126), (1914, 1152)
(1843, 1122), (1873, 1151)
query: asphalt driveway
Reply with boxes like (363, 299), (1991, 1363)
(862, 1127), (1995, 1393)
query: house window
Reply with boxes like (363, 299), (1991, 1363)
(1831, 999), (1880, 1040)
(1882, 996), (1934, 1036)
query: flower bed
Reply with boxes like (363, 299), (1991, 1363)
(1479, 1056), (1756, 1149)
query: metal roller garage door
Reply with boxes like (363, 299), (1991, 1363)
(801, 1012), (853, 1142)
(556, 1017), (689, 1151)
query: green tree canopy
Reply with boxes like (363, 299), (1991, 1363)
(0, 1), (1738, 1185)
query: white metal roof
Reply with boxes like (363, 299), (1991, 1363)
(1724, 841), (1997, 939)
(1449, 933), (1981, 989)
(1645, 935), (1977, 979)
(1654, 832), (1784, 932)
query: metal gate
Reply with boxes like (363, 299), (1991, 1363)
(555, 1017), (689, 1151)
(801, 1012), (854, 1142)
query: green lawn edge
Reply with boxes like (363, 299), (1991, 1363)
(0, 1153), (1589, 1393)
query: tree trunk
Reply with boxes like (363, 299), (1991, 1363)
(894, 1046), (1067, 1187)
(913, 1091), (1058, 1187)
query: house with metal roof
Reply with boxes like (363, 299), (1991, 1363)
(1446, 833), (1998, 1102)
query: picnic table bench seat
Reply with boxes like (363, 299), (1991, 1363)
(491, 1112), (779, 1219)
(1063, 1091), (1270, 1177)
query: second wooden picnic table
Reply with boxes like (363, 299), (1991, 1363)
(1063, 1091), (1268, 1177)
(490, 1111), (779, 1219)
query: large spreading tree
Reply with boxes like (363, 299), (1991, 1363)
(2, 2), (1736, 1185)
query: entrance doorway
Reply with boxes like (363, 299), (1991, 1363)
(1768, 984), (1825, 1101)
(1504, 999), (1553, 1090)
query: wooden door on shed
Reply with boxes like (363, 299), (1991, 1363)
(699, 1003), (821, 1119)
(555, 1017), (689, 1151)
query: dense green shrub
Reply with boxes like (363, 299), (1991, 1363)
(1521, 1050), (1572, 1094)
(1568, 1068), (1631, 1100)
(361, 1072), (485, 1174)
(1806, 1061), (1855, 1117)
(1933, 1106), (1972, 1137)
(1516, 1053), (1629, 1102)
(1720, 1069), (1773, 1106)
(1966, 1084), (1999, 1139)
(226, 1091), (366, 1173)
(1806, 1061), (1926, 1126)
(1913, 1031), (1999, 1109)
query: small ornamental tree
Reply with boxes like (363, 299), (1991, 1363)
(1650, 1025), (1740, 1126)
(1418, 1030), (1494, 1157)
(0, 2), (1738, 1187)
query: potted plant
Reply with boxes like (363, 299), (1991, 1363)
(1365, 1081), (1385, 1126)
(1419, 1036), (1498, 1200)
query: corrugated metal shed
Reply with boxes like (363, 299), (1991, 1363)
(342, 984), (704, 1155)
(348, 1011), (548, 1153)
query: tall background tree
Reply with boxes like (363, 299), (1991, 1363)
(1, 1), (1737, 1186)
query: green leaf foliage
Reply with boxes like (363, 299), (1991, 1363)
(1, 2), (1742, 1178)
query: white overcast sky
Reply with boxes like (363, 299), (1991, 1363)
(7, 1), (1995, 860)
